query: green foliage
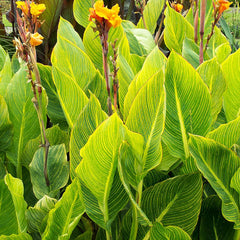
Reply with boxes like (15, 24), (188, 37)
(1, 0), (240, 239)
(29, 144), (69, 199)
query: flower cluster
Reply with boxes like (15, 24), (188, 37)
(214, 0), (232, 16)
(171, 2), (183, 13)
(15, 1), (46, 47)
(89, 0), (122, 30)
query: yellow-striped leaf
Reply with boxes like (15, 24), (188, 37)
(162, 51), (212, 159)
(189, 135), (240, 228)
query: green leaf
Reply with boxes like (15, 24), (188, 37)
(76, 114), (144, 227)
(215, 43), (232, 64)
(231, 168), (240, 195)
(0, 95), (13, 152)
(124, 46), (166, 120)
(122, 21), (156, 55)
(162, 51), (212, 159)
(5, 67), (44, 167)
(189, 135), (240, 228)
(39, 0), (63, 40)
(29, 144), (69, 199)
(73, 0), (93, 28)
(42, 179), (85, 240)
(70, 94), (107, 179)
(206, 26), (229, 59)
(21, 125), (69, 168)
(206, 115), (240, 147)
(52, 18), (108, 126)
(126, 70), (165, 174)
(118, 142), (152, 226)
(182, 38), (199, 68)
(11, 54), (20, 74)
(197, 196), (235, 240)
(141, 173), (202, 235)
(83, 22), (125, 73)
(0, 233), (32, 240)
(52, 18), (91, 128)
(0, 54), (13, 96)
(150, 222), (191, 240)
(137, 0), (165, 34)
(117, 54), (135, 112)
(222, 48), (240, 121)
(0, 174), (27, 235)
(164, 4), (194, 54)
(38, 64), (68, 129)
(0, 45), (6, 71)
(197, 58), (226, 125)
(26, 196), (57, 233)
(156, 142), (180, 172)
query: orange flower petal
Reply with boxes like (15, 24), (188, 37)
(30, 32), (44, 46)
(88, 0), (122, 28)
(30, 2), (46, 16)
(171, 3), (183, 13)
(16, 1), (29, 15)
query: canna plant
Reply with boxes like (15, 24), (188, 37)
(0, 0), (240, 239)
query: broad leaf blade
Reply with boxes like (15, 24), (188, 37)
(29, 144), (69, 199)
(70, 94), (107, 179)
(150, 222), (191, 240)
(5, 67), (44, 167)
(189, 135), (240, 228)
(0, 233), (32, 240)
(76, 114), (144, 226)
(222, 48), (240, 122)
(38, 64), (68, 129)
(137, 0), (165, 34)
(0, 174), (27, 235)
(73, 0), (94, 28)
(42, 179), (85, 240)
(126, 70), (165, 174)
(197, 58), (226, 125)
(0, 95), (13, 152)
(26, 196), (57, 233)
(21, 125), (69, 168)
(198, 196), (235, 240)
(141, 173), (202, 235)
(206, 115), (240, 147)
(164, 5), (194, 54)
(162, 51), (212, 159)
(124, 46), (166, 120)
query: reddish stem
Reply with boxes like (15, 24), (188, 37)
(199, 0), (206, 64)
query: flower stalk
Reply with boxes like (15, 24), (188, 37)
(204, 0), (232, 51)
(110, 40), (119, 112)
(89, 0), (122, 116)
(14, 1), (49, 185)
(199, 0), (207, 64)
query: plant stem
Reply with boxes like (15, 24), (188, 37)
(234, 230), (240, 240)
(155, 5), (166, 45)
(17, 161), (22, 179)
(199, 0), (206, 64)
(27, 46), (50, 186)
(130, 180), (144, 240)
(194, 5), (199, 43)
(130, 205), (138, 240)
(101, 30), (113, 116)
(106, 229), (112, 240)
(204, 18), (217, 51)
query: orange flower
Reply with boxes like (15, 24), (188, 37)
(16, 1), (29, 15)
(218, 0), (232, 15)
(30, 32), (44, 46)
(89, 0), (122, 28)
(30, 2), (46, 17)
(171, 3), (183, 13)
